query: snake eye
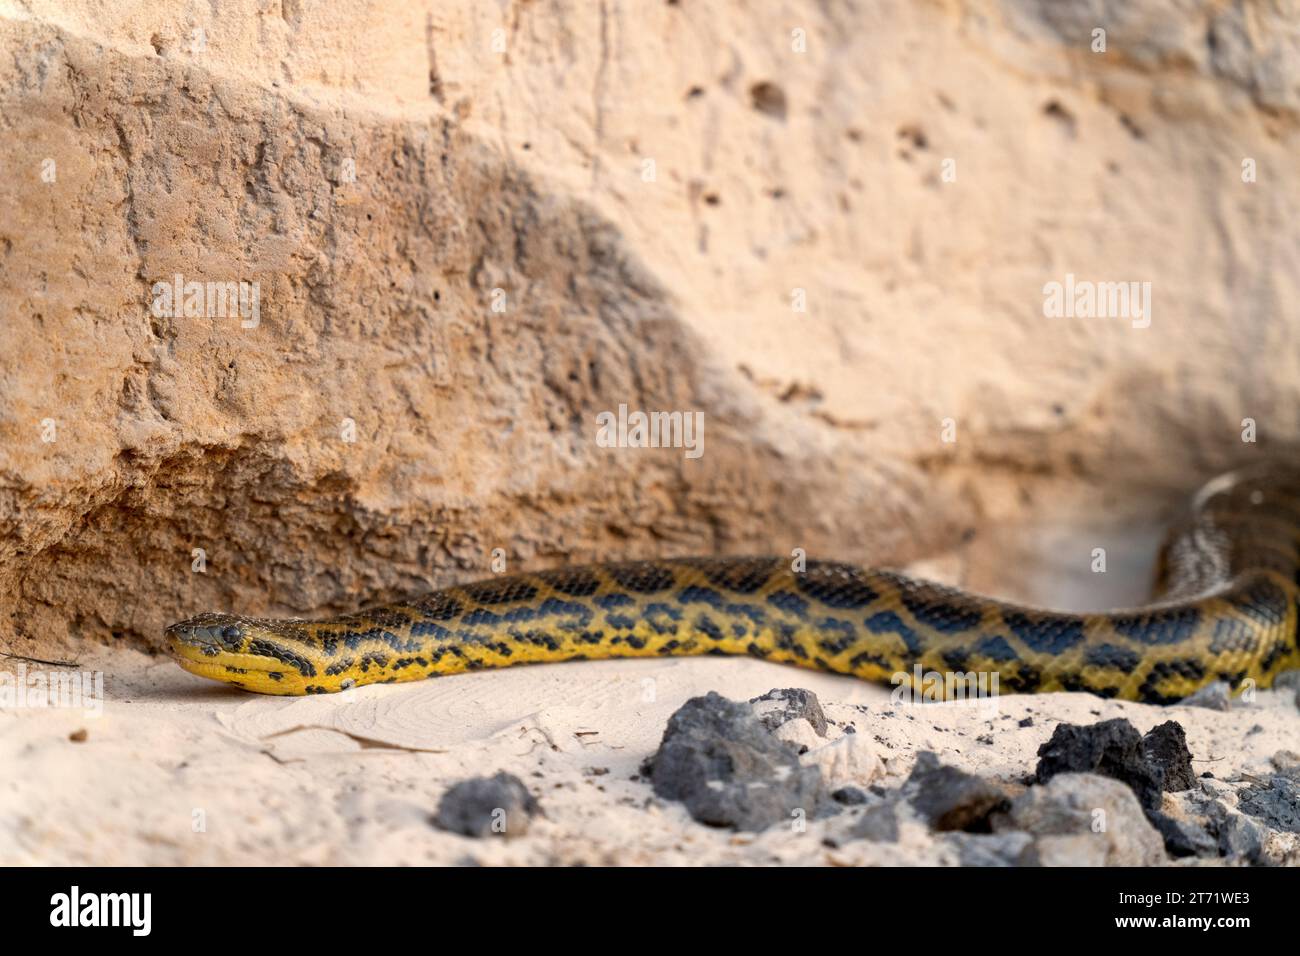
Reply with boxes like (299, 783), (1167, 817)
(221, 624), (243, 642)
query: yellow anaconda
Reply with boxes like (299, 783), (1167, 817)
(167, 466), (1300, 702)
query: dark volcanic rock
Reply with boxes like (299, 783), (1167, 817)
(1035, 718), (1162, 811)
(904, 751), (1012, 832)
(748, 687), (829, 737)
(1141, 721), (1196, 793)
(648, 691), (821, 831)
(433, 772), (540, 838)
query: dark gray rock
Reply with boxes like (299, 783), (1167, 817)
(1146, 809), (1218, 858)
(1141, 721), (1195, 793)
(648, 691), (821, 831)
(1035, 718), (1163, 811)
(433, 772), (540, 838)
(942, 831), (1034, 866)
(747, 687), (829, 737)
(848, 800), (904, 843)
(831, 786), (869, 805)
(903, 751), (1012, 832)
(1181, 681), (1231, 711)
(1238, 775), (1300, 833)
(1215, 812), (1267, 863)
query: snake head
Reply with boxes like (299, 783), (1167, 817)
(166, 612), (323, 694)
(165, 613), (250, 657)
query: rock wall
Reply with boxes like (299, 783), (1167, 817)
(2, 0), (1298, 658)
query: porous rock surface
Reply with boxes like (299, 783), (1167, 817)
(647, 690), (822, 831)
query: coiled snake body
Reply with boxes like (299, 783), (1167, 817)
(167, 467), (1300, 702)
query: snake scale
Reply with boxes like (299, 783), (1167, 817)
(167, 466), (1300, 702)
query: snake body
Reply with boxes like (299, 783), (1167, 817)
(167, 466), (1300, 702)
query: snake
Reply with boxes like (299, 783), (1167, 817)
(166, 465), (1300, 703)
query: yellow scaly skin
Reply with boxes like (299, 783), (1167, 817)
(167, 466), (1300, 702)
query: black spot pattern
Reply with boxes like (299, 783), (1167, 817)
(769, 622), (804, 659)
(1138, 658), (1207, 703)
(676, 586), (726, 608)
(972, 634), (1020, 662)
(1084, 643), (1141, 671)
(1003, 611), (1086, 654)
(942, 649), (971, 671)
(460, 577), (540, 605)
(900, 590), (983, 632)
(1112, 607), (1201, 645)
(695, 614), (724, 640)
(324, 657), (356, 676)
(1224, 576), (1289, 626)
(794, 563), (880, 608)
(998, 664), (1044, 694)
(644, 602), (682, 635)
(864, 611), (924, 655)
(367, 609), (415, 629)
(607, 563), (676, 593)
(849, 651), (893, 671)
(246, 639), (316, 677)
(1058, 675), (1118, 698)
(1261, 636), (1291, 672)
(410, 620), (452, 639)
(1209, 617), (1259, 655)
(416, 594), (464, 620)
(768, 591), (810, 616)
(535, 597), (594, 629)
(544, 569), (603, 597)
(689, 557), (779, 593)
(816, 617), (858, 655)
(380, 630), (424, 653)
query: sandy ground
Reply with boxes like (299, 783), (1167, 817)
(3, 636), (1297, 866)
